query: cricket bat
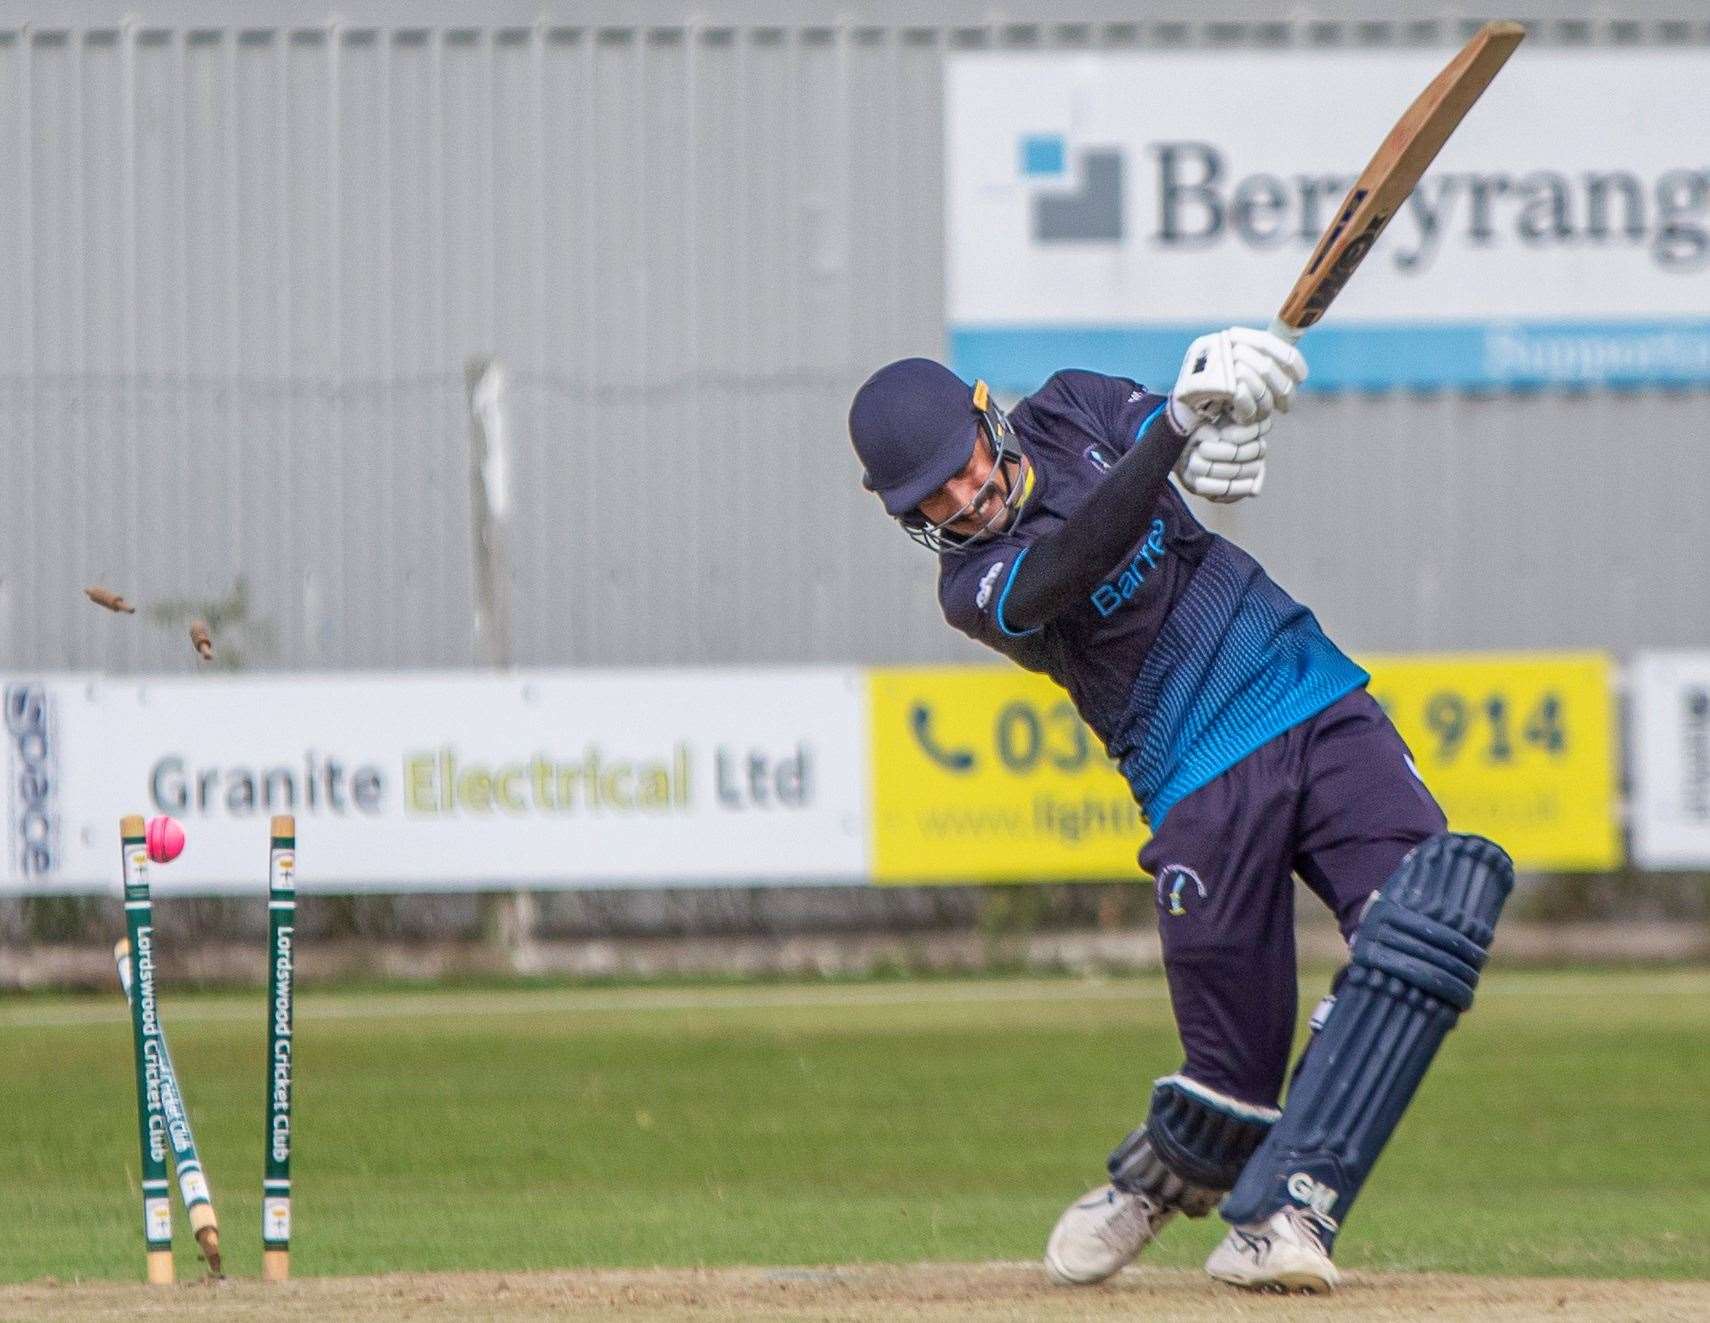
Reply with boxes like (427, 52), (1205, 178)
(1270, 20), (1526, 343)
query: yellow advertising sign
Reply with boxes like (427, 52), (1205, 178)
(868, 653), (1620, 883)
(868, 667), (1146, 883)
(1362, 653), (1620, 871)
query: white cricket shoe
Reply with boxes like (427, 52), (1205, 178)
(1043, 1183), (1175, 1285)
(1205, 1205), (1342, 1294)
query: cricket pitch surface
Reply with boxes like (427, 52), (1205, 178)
(6, 1265), (1707, 1322)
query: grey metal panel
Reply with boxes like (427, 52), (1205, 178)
(0, 8), (1706, 679)
(3, 5), (1707, 31)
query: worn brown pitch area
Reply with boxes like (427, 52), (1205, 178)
(5, 1265), (1708, 1322)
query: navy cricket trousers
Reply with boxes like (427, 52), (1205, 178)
(1137, 686), (1448, 1110)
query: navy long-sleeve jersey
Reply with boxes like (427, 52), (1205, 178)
(937, 369), (1367, 825)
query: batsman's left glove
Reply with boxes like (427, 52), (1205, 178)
(1174, 414), (1270, 503)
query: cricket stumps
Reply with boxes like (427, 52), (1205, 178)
(120, 815), (174, 1286)
(262, 814), (297, 1282)
(119, 813), (295, 1283)
(115, 938), (223, 1277)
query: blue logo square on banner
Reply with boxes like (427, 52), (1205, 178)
(1019, 134), (1065, 177)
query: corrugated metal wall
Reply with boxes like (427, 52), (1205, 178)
(2, 2), (1706, 674)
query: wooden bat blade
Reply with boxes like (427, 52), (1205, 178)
(1272, 20), (1525, 339)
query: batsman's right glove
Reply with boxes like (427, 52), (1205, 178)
(1169, 326), (1308, 429)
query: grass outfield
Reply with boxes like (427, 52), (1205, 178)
(1, 970), (1707, 1288)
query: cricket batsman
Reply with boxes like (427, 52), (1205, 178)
(847, 335), (1513, 1293)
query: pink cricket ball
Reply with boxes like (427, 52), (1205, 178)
(145, 815), (186, 864)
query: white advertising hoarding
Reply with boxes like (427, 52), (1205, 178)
(2, 671), (867, 895)
(948, 49), (1710, 393)
(1631, 653), (1710, 869)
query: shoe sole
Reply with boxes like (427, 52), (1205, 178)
(1043, 1257), (1120, 1287)
(1208, 1269), (1337, 1295)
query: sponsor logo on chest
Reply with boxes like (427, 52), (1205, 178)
(1089, 518), (1168, 618)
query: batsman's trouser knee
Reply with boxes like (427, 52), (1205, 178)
(1220, 832), (1514, 1232)
(1108, 1074), (1280, 1216)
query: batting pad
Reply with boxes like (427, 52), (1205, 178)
(1220, 833), (1514, 1234)
(1109, 1075), (1279, 1217)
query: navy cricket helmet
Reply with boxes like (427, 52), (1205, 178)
(847, 358), (1028, 552)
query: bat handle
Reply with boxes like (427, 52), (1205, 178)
(1267, 317), (1305, 346)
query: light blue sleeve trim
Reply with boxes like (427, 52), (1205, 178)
(994, 547), (1042, 638)
(1134, 400), (1167, 444)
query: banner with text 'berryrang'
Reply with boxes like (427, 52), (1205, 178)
(948, 50), (1710, 393)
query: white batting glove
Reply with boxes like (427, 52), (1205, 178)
(1174, 414), (1271, 503)
(1168, 327), (1308, 428)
